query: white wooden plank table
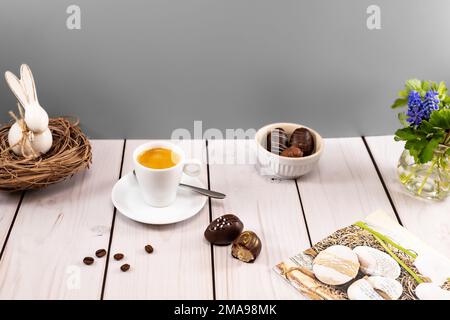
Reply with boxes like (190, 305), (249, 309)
(0, 136), (448, 299)
(297, 137), (397, 244)
(366, 136), (450, 257)
(0, 193), (22, 255)
(0, 140), (123, 299)
(103, 140), (213, 300)
(208, 140), (310, 299)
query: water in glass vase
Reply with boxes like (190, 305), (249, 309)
(397, 145), (450, 200)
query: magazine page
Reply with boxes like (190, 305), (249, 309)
(274, 210), (450, 300)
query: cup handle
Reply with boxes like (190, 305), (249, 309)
(183, 159), (202, 177)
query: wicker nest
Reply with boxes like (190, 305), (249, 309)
(0, 117), (92, 192)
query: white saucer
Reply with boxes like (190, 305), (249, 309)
(111, 172), (207, 225)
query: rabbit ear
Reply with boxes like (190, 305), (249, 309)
(5, 71), (29, 109)
(20, 64), (38, 104)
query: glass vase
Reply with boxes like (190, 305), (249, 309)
(397, 144), (450, 200)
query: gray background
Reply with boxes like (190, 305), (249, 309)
(1, 0), (450, 138)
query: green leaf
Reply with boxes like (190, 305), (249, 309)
(398, 90), (408, 98)
(419, 138), (441, 163)
(391, 98), (407, 109)
(398, 112), (409, 127)
(394, 127), (417, 141)
(419, 120), (443, 135)
(429, 109), (450, 129)
(405, 79), (422, 92)
(422, 81), (431, 92)
(405, 139), (427, 161)
(438, 81), (447, 95)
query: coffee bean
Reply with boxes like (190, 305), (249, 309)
(120, 264), (130, 272)
(95, 249), (106, 258)
(145, 244), (154, 254)
(83, 257), (94, 265)
(113, 253), (124, 261)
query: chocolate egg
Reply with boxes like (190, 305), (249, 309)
(231, 231), (262, 263)
(267, 128), (289, 155)
(290, 128), (315, 156)
(204, 214), (244, 245)
(281, 146), (303, 158)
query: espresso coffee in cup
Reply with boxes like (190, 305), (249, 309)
(133, 142), (201, 207)
(137, 147), (180, 169)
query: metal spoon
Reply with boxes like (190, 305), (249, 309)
(132, 170), (225, 199)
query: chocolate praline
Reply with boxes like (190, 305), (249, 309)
(267, 128), (289, 155)
(204, 214), (244, 245)
(281, 146), (303, 158)
(290, 127), (315, 156)
(231, 231), (262, 263)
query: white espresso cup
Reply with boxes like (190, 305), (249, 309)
(133, 141), (202, 207)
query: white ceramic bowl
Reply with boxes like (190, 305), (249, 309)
(255, 122), (324, 179)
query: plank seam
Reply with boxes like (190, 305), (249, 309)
(205, 139), (217, 300)
(100, 139), (127, 300)
(361, 136), (404, 226)
(0, 191), (25, 261)
(294, 180), (313, 247)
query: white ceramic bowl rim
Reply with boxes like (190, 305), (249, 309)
(255, 122), (324, 161)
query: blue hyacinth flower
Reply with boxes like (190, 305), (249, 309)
(422, 90), (440, 118)
(406, 90), (426, 126)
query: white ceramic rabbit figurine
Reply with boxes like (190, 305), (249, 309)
(5, 64), (52, 158)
